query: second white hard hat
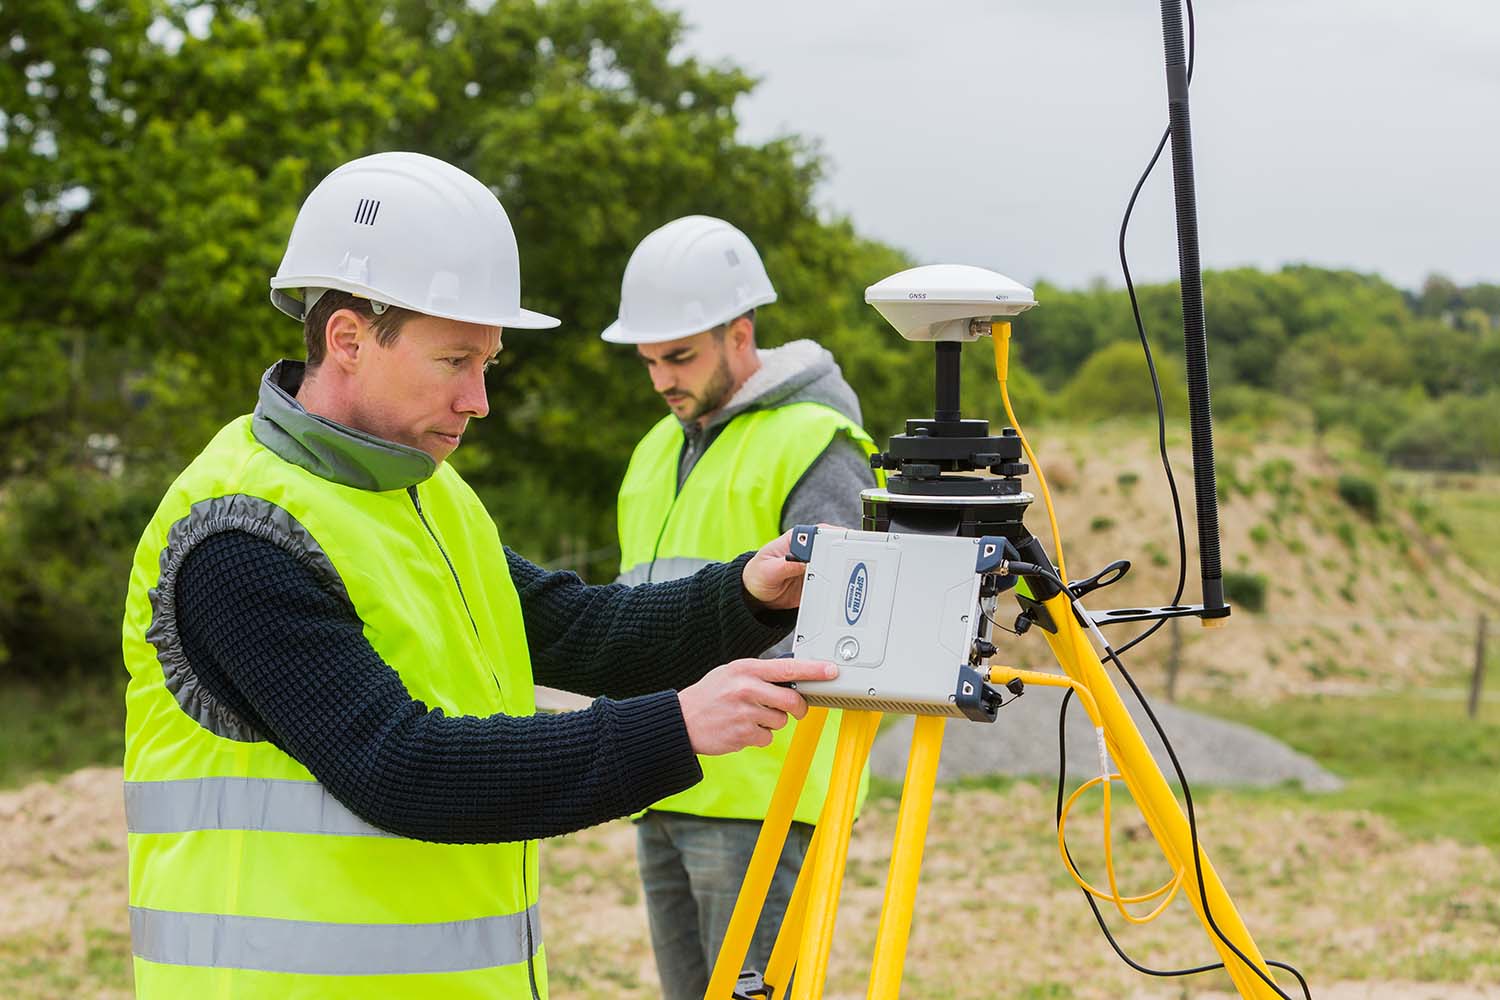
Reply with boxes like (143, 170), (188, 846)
(601, 215), (777, 344)
(270, 151), (559, 329)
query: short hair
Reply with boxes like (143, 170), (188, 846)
(712, 308), (757, 340)
(302, 290), (417, 367)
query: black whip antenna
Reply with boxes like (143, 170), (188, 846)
(1159, 0), (1228, 619)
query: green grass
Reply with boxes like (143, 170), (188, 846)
(0, 677), (123, 789)
(1425, 473), (1500, 585)
(1392, 476), (1500, 590)
(0, 928), (132, 1000)
(1197, 694), (1500, 849)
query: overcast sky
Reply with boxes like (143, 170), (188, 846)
(663, 0), (1500, 291)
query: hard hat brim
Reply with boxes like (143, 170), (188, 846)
(269, 278), (560, 330)
(508, 307), (562, 330)
(599, 292), (777, 344)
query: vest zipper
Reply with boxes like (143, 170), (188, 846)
(411, 485), (535, 996)
(644, 426), (710, 583)
(407, 485), (482, 642)
(523, 840), (541, 1000)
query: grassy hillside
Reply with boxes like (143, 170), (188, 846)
(996, 419), (1497, 701)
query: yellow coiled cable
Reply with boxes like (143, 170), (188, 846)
(990, 328), (1184, 925)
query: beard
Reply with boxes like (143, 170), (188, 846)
(670, 353), (736, 424)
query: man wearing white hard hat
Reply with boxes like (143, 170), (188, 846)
(120, 154), (839, 1000)
(605, 215), (878, 999)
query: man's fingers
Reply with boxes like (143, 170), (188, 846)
(746, 681), (807, 719)
(750, 706), (789, 733)
(743, 657), (837, 685)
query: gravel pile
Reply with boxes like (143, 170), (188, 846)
(869, 685), (1343, 792)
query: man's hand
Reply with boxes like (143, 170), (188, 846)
(742, 528), (812, 611)
(677, 658), (837, 756)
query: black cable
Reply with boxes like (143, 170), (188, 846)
(1005, 558), (1313, 998)
(1112, 0), (1194, 659)
(1055, 688), (1226, 979)
(1094, 640), (1313, 1000)
(982, 604), (1019, 636)
(1100, 4), (1307, 991)
(1053, 687), (1312, 997)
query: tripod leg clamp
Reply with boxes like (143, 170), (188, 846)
(732, 969), (773, 1000)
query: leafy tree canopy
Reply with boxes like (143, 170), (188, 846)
(2, 0), (1497, 684)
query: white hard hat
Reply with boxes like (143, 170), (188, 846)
(270, 151), (559, 329)
(601, 215), (776, 344)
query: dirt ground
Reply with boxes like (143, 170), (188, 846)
(6, 766), (1497, 999)
(0, 767), (132, 1000)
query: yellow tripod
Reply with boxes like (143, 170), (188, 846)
(702, 325), (1291, 1000)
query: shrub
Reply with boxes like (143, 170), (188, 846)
(1215, 458), (1254, 502)
(1337, 474), (1380, 518)
(1057, 341), (1189, 420)
(1222, 570), (1268, 613)
(0, 466), (162, 684)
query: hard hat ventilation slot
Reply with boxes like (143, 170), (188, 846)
(354, 198), (382, 226)
(724, 248), (740, 267)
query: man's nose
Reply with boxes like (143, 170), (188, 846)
(649, 365), (675, 394)
(457, 371), (490, 419)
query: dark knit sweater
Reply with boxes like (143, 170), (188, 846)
(174, 530), (796, 844)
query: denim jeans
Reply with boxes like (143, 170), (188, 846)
(636, 811), (814, 1000)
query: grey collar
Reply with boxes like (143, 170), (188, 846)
(251, 360), (436, 492)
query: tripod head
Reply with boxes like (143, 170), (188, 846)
(784, 266), (1053, 721)
(864, 265), (1037, 499)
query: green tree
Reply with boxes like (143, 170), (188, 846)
(1057, 339), (1189, 420)
(1, 0), (921, 681)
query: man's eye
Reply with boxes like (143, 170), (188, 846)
(445, 357), (466, 369)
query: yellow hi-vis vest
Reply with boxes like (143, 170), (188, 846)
(616, 401), (876, 825)
(121, 415), (544, 1000)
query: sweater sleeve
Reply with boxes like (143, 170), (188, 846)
(508, 547), (798, 696)
(173, 530), (703, 844)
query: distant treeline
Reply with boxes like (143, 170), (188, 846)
(1012, 269), (1500, 473)
(3, 0), (1497, 683)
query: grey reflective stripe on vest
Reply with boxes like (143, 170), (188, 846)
(130, 904), (542, 975)
(125, 777), (393, 837)
(615, 556), (713, 587)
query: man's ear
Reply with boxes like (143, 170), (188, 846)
(323, 308), (369, 373)
(728, 314), (756, 353)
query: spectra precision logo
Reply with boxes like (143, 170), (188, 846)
(844, 562), (869, 625)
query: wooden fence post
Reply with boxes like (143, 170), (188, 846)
(1165, 617), (1182, 703)
(1470, 614), (1488, 720)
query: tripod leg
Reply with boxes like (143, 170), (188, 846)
(1038, 592), (1282, 999)
(760, 818), (821, 996)
(866, 714), (945, 1000)
(705, 707), (830, 1000)
(790, 709), (881, 1000)
(764, 723), (869, 998)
